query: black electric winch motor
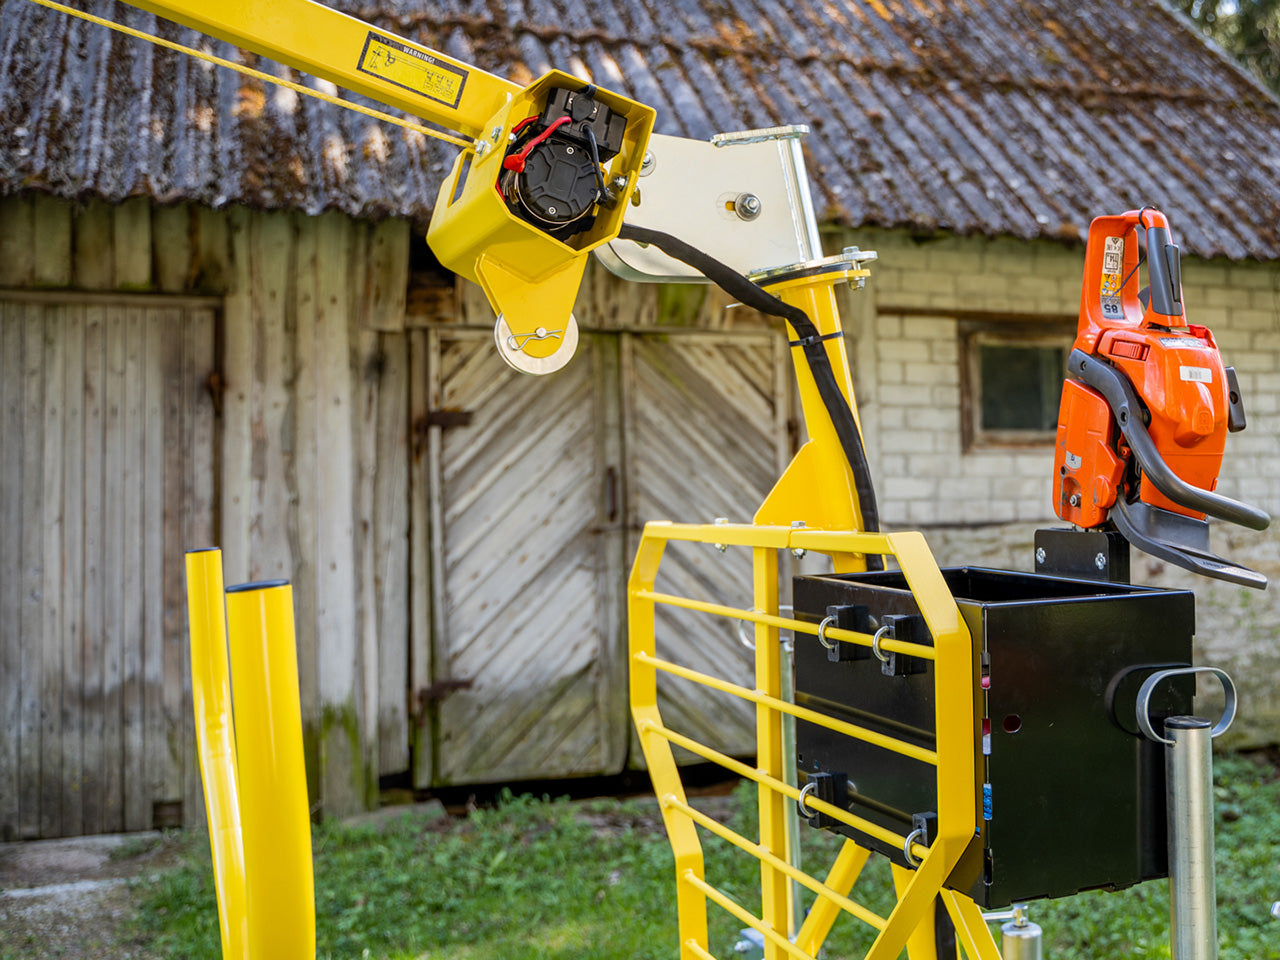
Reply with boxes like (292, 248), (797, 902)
(792, 567), (1196, 908)
(499, 85), (626, 239)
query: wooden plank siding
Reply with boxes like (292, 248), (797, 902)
(0, 299), (216, 838)
(1, 189), (798, 837)
(0, 194), (414, 835)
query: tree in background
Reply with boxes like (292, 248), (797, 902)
(1177, 1), (1280, 93)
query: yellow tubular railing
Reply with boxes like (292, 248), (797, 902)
(629, 523), (996, 960)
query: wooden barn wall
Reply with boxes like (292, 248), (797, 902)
(1, 189), (800, 837)
(0, 193), (411, 836)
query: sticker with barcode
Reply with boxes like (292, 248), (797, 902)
(1180, 366), (1212, 383)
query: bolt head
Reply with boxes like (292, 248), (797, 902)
(734, 193), (763, 221)
(1095, 552), (1107, 570)
(792, 548), (807, 559)
(1035, 547), (1046, 564)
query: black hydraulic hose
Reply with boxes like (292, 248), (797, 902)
(617, 223), (881, 536)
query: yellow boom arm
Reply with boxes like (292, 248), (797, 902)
(126, 0), (518, 137)
(125, 0), (655, 373)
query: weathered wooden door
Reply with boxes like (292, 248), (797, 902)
(0, 296), (217, 840)
(422, 329), (627, 785)
(417, 326), (791, 786)
(622, 331), (793, 760)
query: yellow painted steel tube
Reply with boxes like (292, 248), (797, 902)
(628, 535), (709, 960)
(124, 0), (518, 138)
(632, 652), (939, 764)
(184, 549), (248, 960)
(682, 871), (817, 960)
(663, 796), (887, 932)
(640, 719), (928, 859)
(225, 581), (316, 960)
(631, 589), (937, 660)
(795, 840), (873, 956)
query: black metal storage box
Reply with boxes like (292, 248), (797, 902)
(793, 567), (1195, 908)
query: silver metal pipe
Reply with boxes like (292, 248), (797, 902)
(1166, 716), (1217, 960)
(780, 634), (804, 937)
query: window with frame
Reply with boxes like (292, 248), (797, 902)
(961, 320), (1075, 449)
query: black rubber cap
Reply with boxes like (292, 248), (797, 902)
(225, 579), (290, 593)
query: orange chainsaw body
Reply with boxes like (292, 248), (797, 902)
(1054, 209), (1230, 528)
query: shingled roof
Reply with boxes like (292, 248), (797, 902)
(3, 0), (1280, 259)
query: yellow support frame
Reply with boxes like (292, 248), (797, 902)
(629, 523), (1001, 960)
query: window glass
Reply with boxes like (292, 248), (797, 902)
(978, 343), (1067, 432)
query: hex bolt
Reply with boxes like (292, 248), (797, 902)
(791, 520), (806, 559)
(1069, 493), (1081, 507)
(735, 193), (763, 221)
(640, 151), (656, 176)
(1095, 552), (1107, 571)
(1035, 547), (1046, 565)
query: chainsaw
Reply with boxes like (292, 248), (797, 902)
(1052, 207), (1270, 588)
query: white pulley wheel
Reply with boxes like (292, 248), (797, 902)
(493, 313), (579, 375)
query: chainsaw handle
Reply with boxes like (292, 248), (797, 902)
(1070, 349), (1271, 531)
(1079, 209), (1185, 341)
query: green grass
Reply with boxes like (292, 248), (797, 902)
(134, 751), (1280, 959)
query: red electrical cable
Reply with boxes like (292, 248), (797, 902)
(510, 115), (539, 136)
(502, 115), (573, 173)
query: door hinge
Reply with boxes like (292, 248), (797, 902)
(426, 408), (474, 428)
(416, 678), (474, 714)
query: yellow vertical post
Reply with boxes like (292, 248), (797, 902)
(184, 549), (249, 960)
(629, 530), (709, 960)
(225, 580), (316, 960)
(753, 546), (790, 957)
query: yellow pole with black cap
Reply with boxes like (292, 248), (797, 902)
(224, 579), (315, 960)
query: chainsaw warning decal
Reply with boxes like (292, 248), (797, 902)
(1102, 236), (1125, 275)
(358, 33), (467, 109)
(1100, 236), (1125, 319)
(1161, 336), (1208, 350)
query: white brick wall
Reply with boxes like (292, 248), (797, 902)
(832, 228), (1280, 746)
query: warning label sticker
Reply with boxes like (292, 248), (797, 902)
(358, 33), (467, 109)
(1102, 236), (1124, 276)
(1180, 366), (1213, 383)
(1101, 295), (1123, 319)
(1161, 336), (1207, 350)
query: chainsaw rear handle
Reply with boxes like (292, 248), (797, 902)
(1070, 349), (1270, 531)
(1081, 208), (1185, 338)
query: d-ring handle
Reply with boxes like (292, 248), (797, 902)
(817, 615), (838, 652)
(797, 781), (818, 819)
(902, 826), (924, 868)
(871, 624), (893, 664)
(1135, 666), (1237, 745)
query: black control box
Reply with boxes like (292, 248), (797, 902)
(793, 567), (1195, 908)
